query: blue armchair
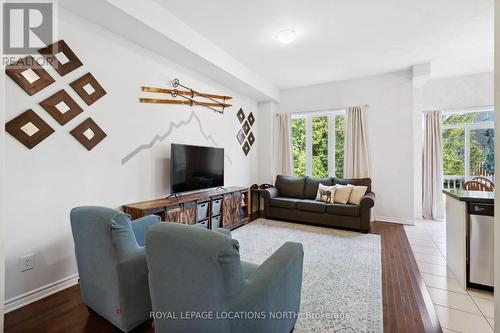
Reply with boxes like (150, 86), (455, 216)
(145, 222), (304, 333)
(70, 206), (160, 332)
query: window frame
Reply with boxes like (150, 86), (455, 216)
(442, 109), (494, 181)
(291, 109), (345, 177)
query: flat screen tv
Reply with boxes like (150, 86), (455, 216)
(170, 143), (224, 194)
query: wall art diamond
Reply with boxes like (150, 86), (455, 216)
(237, 108), (245, 123)
(39, 40), (83, 76)
(39, 89), (83, 125)
(5, 109), (55, 149)
(6, 56), (55, 96)
(70, 117), (107, 151)
(70, 72), (106, 106)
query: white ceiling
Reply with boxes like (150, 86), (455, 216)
(156, 0), (493, 89)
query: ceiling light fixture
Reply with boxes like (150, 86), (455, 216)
(274, 28), (296, 44)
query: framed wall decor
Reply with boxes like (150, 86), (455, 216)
(236, 129), (246, 145)
(242, 141), (251, 156)
(247, 112), (255, 126)
(242, 120), (251, 135)
(247, 132), (255, 146)
(39, 40), (83, 76)
(39, 89), (83, 125)
(5, 56), (55, 96)
(70, 72), (107, 105)
(70, 117), (107, 151)
(5, 109), (55, 149)
(237, 108), (245, 123)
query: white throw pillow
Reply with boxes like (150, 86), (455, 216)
(333, 184), (354, 204)
(315, 184), (336, 203)
(348, 185), (368, 205)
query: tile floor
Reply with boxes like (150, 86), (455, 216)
(404, 220), (494, 333)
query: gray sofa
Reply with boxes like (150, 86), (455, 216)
(145, 222), (304, 333)
(262, 176), (375, 233)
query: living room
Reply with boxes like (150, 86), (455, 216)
(0, 0), (499, 332)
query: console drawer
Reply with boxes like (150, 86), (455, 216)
(197, 219), (209, 229)
(212, 198), (222, 216)
(197, 201), (209, 221)
(211, 215), (221, 230)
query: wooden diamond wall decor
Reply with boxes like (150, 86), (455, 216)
(39, 89), (83, 125)
(247, 132), (255, 146)
(5, 109), (55, 149)
(39, 40), (83, 76)
(236, 129), (245, 145)
(6, 56), (55, 96)
(242, 141), (251, 156)
(247, 112), (255, 126)
(237, 108), (245, 123)
(70, 72), (106, 106)
(70, 117), (107, 151)
(242, 120), (251, 135)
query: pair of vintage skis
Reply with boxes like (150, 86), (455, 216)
(140, 79), (232, 114)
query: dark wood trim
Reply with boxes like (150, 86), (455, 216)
(371, 221), (442, 333)
(4, 220), (442, 333)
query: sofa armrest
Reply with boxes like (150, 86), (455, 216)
(359, 192), (375, 233)
(131, 215), (161, 246)
(214, 228), (232, 238)
(230, 242), (303, 332)
(262, 187), (279, 218)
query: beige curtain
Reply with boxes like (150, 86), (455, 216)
(422, 111), (444, 220)
(344, 106), (370, 178)
(275, 113), (293, 176)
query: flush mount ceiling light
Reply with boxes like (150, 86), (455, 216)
(274, 28), (296, 44)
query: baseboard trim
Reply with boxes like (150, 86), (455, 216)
(4, 274), (79, 313)
(375, 216), (415, 225)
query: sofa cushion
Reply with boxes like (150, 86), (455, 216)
(304, 177), (333, 199)
(348, 185), (368, 205)
(296, 200), (327, 213)
(270, 197), (299, 210)
(275, 175), (306, 199)
(333, 177), (372, 193)
(326, 203), (360, 217)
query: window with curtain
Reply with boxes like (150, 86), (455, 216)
(291, 110), (345, 178)
(442, 110), (495, 189)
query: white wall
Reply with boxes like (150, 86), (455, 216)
(279, 71), (415, 223)
(420, 72), (493, 111)
(4, 9), (261, 307)
(257, 101), (277, 185)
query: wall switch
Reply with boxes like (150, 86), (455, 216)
(20, 253), (35, 272)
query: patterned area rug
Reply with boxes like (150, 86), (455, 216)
(232, 219), (383, 332)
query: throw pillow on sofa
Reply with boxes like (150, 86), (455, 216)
(334, 184), (354, 204)
(315, 184), (336, 203)
(348, 185), (368, 205)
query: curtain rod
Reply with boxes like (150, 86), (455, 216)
(275, 104), (369, 116)
(422, 105), (494, 114)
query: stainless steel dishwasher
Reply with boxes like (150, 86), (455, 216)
(468, 202), (494, 290)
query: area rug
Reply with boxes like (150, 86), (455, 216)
(232, 219), (383, 332)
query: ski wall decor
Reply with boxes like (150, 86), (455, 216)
(140, 79), (232, 114)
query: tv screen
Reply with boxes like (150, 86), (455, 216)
(171, 143), (224, 194)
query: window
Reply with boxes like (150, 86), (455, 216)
(442, 110), (495, 189)
(291, 111), (345, 178)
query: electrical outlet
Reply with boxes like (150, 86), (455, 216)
(20, 253), (35, 272)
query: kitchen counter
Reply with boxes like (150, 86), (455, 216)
(443, 189), (494, 291)
(442, 189), (494, 204)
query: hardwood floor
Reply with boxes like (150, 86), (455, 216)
(5, 220), (442, 333)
